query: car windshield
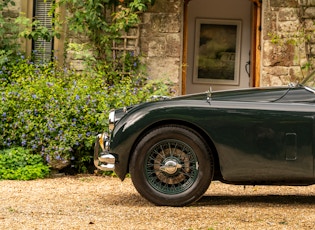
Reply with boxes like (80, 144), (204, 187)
(300, 70), (315, 90)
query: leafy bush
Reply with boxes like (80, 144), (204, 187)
(0, 147), (50, 180)
(0, 0), (170, 173)
(0, 56), (170, 172)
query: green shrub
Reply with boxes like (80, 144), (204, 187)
(0, 56), (170, 172)
(0, 0), (170, 174)
(0, 147), (50, 180)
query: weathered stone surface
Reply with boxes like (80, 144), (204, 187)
(278, 20), (300, 33)
(298, 0), (308, 5)
(304, 18), (315, 30)
(165, 33), (181, 57)
(263, 10), (277, 39)
(304, 7), (315, 17)
(149, 13), (181, 33)
(278, 8), (299, 21)
(148, 0), (182, 14)
(261, 74), (292, 87)
(263, 40), (296, 67)
(147, 37), (166, 57)
(145, 57), (180, 83)
(267, 75), (283, 86)
(2, 10), (19, 18)
(271, 0), (299, 7)
(261, 73), (272, 87)
(261, 66), (302, 86)
(263, 66), (289, 76)
(299, 0), (315, 6)
(289, 66), (305, 81)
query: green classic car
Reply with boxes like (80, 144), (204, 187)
(94, 71), (315, 206)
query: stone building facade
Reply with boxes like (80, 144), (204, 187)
(141, 0), (315, 94)
(4, 0), (315, 95)
(262, 0), (315, 86)
(140, 0), (183, 93)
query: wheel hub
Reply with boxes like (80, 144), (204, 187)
(160, 160), (182, 175)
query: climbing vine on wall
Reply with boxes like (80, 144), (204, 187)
(57, 0), (155, 61)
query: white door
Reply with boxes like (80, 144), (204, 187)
(185, 0), (252, 93)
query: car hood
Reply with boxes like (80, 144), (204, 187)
(171, 87), (291, 103)
(111, 86), (313, 127)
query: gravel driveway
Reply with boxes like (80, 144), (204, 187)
(1, 175), (315, 230)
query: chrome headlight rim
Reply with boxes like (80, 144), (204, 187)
(108, 109), (115, 132)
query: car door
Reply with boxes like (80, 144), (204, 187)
(209, 101), (314, 183)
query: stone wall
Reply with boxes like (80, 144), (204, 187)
(4, 0), (183, 94)
(64, 0), (182, 94)
(140, 0), (182, 94)
(9, 0), (315, 91)
(1, 1), (21, 32)
(1, 1), (20, 18)
(261, 0), (315, 86)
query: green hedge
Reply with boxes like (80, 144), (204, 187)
(0, 57), (170, 172)
(0, 147), (50, 180)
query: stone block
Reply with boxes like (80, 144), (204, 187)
(147, 0), (182, 14)
(263, 40), (295, 67)
(150, 13), (181, 33)
(2, 10), (19, 18)
(298, 0), (309, 6)
(289, 66), (305, 81)
(304, 7), (315, 17)
(165, 33), (181, 57)
(264, 74), (283, 86)
(147, 37), (166, 57)
(278, 20), (300, 33)
(278, 8), (299, 21)
(145, 57), (180, 84)
(260, 72), (271, 87)
(263, 66), (289, 76)
(271, 0), (299, 7)
(307, 0), (315, 6)
(304, 19), (315, 31)
(270, 75), (288, 86)
(263, 11), (277, 38)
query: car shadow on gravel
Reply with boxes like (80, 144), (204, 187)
(99, 193), (315, 207)
(195, 195), (315, 206)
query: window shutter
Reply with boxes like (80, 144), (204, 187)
(33, 0), (53, 62)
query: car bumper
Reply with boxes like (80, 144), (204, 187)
(94, 133), (116, 171)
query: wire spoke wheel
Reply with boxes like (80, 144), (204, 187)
(145, 139), (199, 194)
(130, 125), (214, 206)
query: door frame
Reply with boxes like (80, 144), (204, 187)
(181, 0), (262, 94)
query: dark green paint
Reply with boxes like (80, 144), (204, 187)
(108, 87), (315, 185)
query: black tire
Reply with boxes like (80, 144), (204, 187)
(129, 125), (214, 206)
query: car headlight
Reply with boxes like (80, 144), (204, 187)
(108, 109), (115, 132)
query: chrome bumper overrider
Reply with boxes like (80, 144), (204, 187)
(94, 133), (116, 171)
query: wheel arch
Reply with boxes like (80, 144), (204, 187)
(127, 119), (222, 180)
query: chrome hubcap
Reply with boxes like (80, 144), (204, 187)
(160, 160), (182, 175)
